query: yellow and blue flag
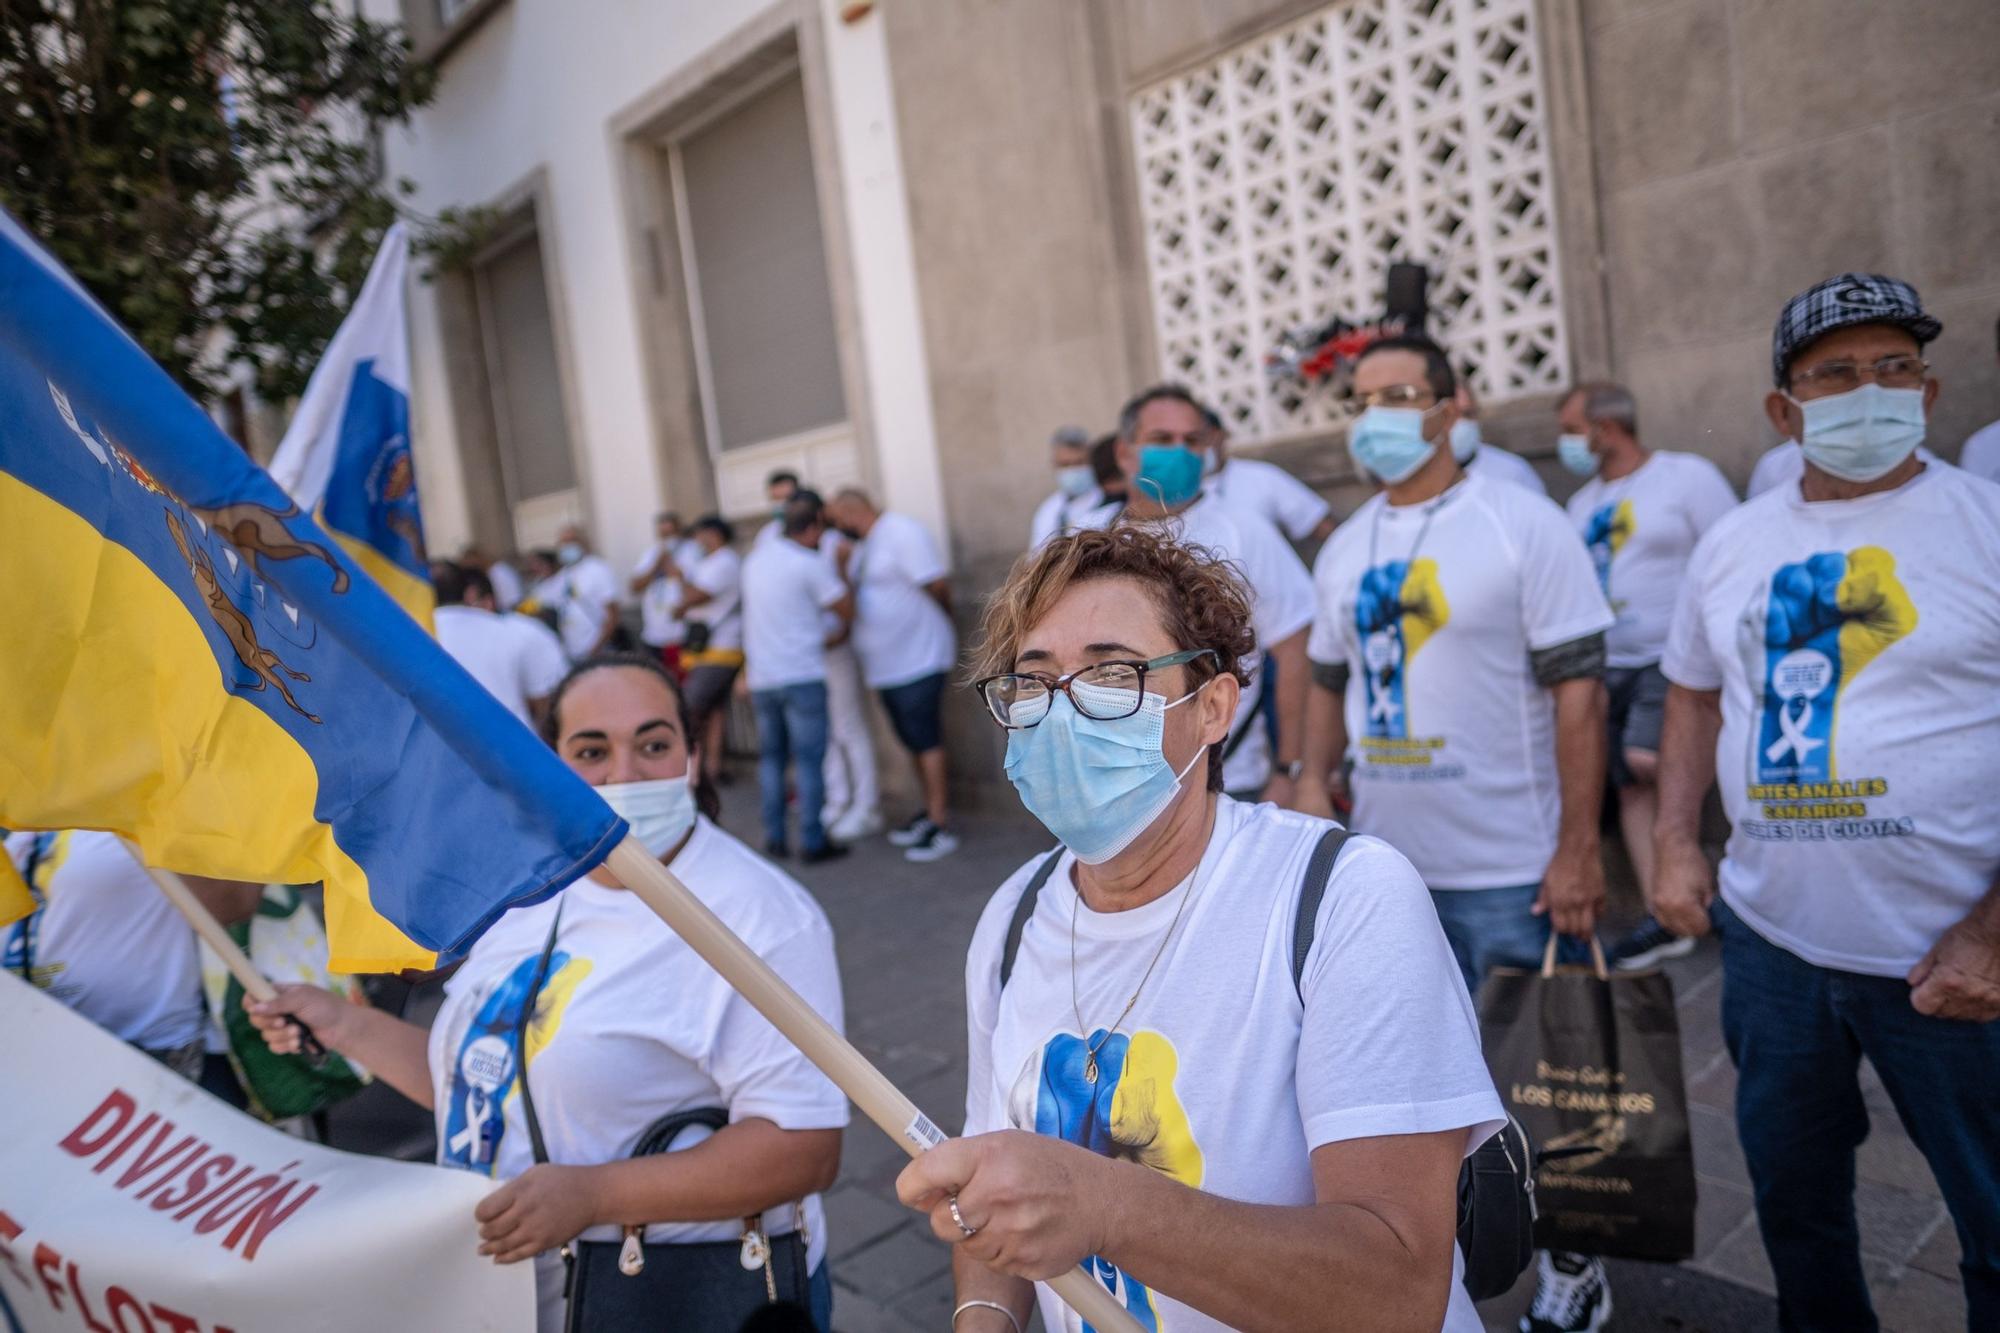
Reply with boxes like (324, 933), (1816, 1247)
(0, 211), (623, 971)
(266, 222), (433, 627)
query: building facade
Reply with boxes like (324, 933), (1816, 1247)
(372, 0), (2000, 791)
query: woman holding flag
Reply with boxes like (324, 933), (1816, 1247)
(905, 525), (1503, 1332)
(248, 654), (848, 1332)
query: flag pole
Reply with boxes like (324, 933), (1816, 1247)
(118, 838), (275, 1002)
(606, 837), (1145, 1333)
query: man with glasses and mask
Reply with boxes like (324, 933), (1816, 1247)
(1653, 274), (2000, 1332)
(1299, 334), (1616, 1333)
(1084, 384), (1317, 809)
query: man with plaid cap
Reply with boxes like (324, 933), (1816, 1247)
(1653, 273), (2000, 1330)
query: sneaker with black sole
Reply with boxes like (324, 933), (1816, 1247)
(1608, 915), (1697, 971)
(1521, 1251), (1611, 1333)
(799, 843), (849, 865)
(887, 814), (937, 848)
(903, 825), (960, 863)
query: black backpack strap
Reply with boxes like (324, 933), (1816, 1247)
(1291, 826), (1352, 1001)
(998, 849), (1064, 990)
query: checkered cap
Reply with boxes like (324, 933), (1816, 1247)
(1049, 425), (1091, 448)
(1772, 273), (1942, 386)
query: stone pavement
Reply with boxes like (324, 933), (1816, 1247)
(329, 798), (1967, 1332)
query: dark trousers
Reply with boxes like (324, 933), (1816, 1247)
(1717, 899), (2000, 1332)
(752, 681), (830, 855)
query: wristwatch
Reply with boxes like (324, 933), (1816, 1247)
(1277, 759), (1306, 781)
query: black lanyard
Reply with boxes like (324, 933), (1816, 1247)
(513, 898), (565, 1166)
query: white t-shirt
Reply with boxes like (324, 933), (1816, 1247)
(1564, 451), (1739, 667)
(543, 554), (620, 660)
(1030, 488), (1113, 548)
(1083, 494), (1317, 791)
(964, 799), (1501, 1333)
(632, 540), (703, 648)
(741, 535), (847, 691)
(435, 605), (569, 725)
(1466, 443), (1547, 495)
(681, 545), (744, 652)
(1959, 418), (2000, 484)
(1209, 456), (1332, 541)
(850, 511), (957, 689)
(429, 819), (847, 1283)
(1310, 473), (1615, 888)
(3, 830), (204, 1050)
(488, 561), (525, 612)
(1662, 465), (2000, 976)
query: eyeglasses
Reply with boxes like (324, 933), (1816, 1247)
(975, 649), (1218, 729)
(1789, 354), (1928, 396)
(1352, 383), (1438, 411)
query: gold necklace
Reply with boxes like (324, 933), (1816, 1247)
(1069, 865), (1202, 1084)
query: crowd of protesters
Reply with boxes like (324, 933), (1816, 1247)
(14, 272), (2000, 1333)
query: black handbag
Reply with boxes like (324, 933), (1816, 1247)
(512, 908), (816, 1331)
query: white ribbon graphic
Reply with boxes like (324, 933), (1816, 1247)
(1765, 696), (1826, 765)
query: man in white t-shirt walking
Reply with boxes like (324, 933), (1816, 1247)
(741, 490), (855, 863)
(1300, 334), (1616, 1332)
(1556, 382), (1737, 970)
(1092, 384), (1317, 807)
(432, 561), (569, 727)
(827, 489), (961, 862)
(1028, 425), (1111, 548)
(543, 525), (621, 661)
(1654, 274), (2000, 1333)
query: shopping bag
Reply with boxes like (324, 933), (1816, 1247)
(199, 884), (370, 1120)
(1477, 937), (1696, 1261)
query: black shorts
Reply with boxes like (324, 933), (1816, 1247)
(877, 671), (948, 754)
(682, 662), (741, 727)
(1604, 663), (1667, 786)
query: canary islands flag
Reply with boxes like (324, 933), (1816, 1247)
(266, 222), (433, 628)
(0, 211), (623, 971)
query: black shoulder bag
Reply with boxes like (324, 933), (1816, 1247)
(510, 906), (816, 1332)
(997, 829), (1537, 1303)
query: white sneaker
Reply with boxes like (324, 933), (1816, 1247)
(903, 826), (960, 863)
(828, 808), (885, 843)
(887, 814), (936, 848)
(1520, 1251), (1611, 1333)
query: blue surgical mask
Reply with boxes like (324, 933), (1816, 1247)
(1055, 463), (1096, 499)
(1346, 406), (1438, 484)
(1557, 433), (1600, 477)
(1135, 444), (1204, 508)
(1448, 417), (1481, 464)
(597, 776), (695, 858)
(1789, 384), (1926, 483)
(1003, 681), (1208, 864)
(558, 541), (584, 566)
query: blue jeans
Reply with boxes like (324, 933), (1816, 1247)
(807, 1260), (833, 1331)
(1716, 899), (2000, 1332)
(753, 682), (830, 854)
(1428, 883), (1586, 998)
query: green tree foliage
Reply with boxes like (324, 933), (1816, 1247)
(1, 0), (435, 401)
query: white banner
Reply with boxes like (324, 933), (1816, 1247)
(0, 975), (532, 1333)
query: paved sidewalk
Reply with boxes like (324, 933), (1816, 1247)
(328, 797), (1966, 1331)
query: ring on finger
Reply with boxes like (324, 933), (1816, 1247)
(947, 1192), (978, 1239)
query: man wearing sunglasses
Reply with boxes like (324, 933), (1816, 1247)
(1655, 273), (2000, 1331)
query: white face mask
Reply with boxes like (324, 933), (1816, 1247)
(1787, 383), (1926, 483)
(1055, 463), (1096, 499)
(1448, 417), (1481, 464)
(597, 776), (695, 858)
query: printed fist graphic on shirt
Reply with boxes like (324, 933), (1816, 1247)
(1759, 546), (1915, 781)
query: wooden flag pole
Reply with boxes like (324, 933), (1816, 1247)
(118, 838), (275, 1002)
(607, 838), (1145, 1333)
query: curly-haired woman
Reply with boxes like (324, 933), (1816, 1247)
(901, 525), (1502, 1333)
